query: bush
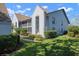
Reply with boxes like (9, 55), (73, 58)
(27, 34), (43, 40)
(28, 34), (35, 40)
(15, 28), (28, 36)
(34, 38), (44, 42)
(67, 32), (75, 37)
(75, 35), (79, 38)
(67, 26), (79, 37)
(44, 30), (57, 38)
(34, 35), (43, 38)
(34, 35), (44, 42)
(20, 28), (28, 36)
(15, 28), (21, 34)
(63, 31), (67, 35)
(0, 34), (20, 54)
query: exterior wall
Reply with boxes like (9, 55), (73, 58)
(8, 10), (19, 32)
(45, 9), (69, 34)
(12, 15), (19, 28)
(8, 10), (19, 28)
(32, 6), (45, 37)
(0, 21), (11, 35)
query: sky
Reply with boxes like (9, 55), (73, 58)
(5, 3), (79, 23)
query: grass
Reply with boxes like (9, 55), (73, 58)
(8, 35), (79, 56)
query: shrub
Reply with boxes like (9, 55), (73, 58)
(34, 38), (44, 42)
(34, 35), (44, 42)
(15, 28), (21, 34)
(20, 28), (28, 36)
(63, 31), (68, 35)
(75, 35), (79, 38)
(0, 34), (20, 54)
(67, 32), (75, 37)
(67, 26), (79, 37)
(27, 34), (43, 40)
(34, 35), (43, 38)
(28, 34), (35, 40)
(15, 28), (28, 36)
(44, 30), (57, 38)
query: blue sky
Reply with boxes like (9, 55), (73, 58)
(5, 3), (79, 22)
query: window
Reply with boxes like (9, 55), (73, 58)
(52, 17), (55, 24)
(15, 22), (17, 27)
(52, 27), (55, 30)
(61, 23), (63, 26)
(27, 27), (32, 33)
(61, 28), (63, 33)
(61, 21), (63, 26)
(46, 16), (49, 20)
(36, 16), (39, 33)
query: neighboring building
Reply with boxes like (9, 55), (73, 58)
(9, 12), (31, 33)
(15, 14), (31, 33)
(32, 6), (70, 37)
(0, 3), (11, 35)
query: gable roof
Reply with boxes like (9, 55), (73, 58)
(15, 13), (31, 22)
(0, 12), (11, 22)
(0, 3), (8, 14)
(0, 3), (11, 22)
(47, 9), (70, 24)
(36, 5), (48, 13)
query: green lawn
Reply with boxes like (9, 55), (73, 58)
(9, 35), (79, 56)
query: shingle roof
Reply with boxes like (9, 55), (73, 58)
(0, 3), (8, 14)
(15, 13), (31, 22)
(0, 3), (11, 22)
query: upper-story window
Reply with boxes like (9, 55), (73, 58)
(52, 17), (55, 24)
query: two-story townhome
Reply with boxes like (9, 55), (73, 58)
(9, 11), (31, 33)
(15, 14), (31, 33)
(32, 6), (70, 37)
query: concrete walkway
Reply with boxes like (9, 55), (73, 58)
(22, 39), (34, 42)
(20, 35), (34, 42)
